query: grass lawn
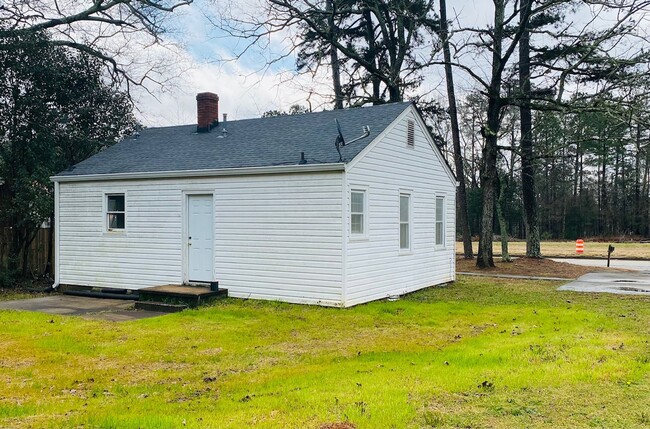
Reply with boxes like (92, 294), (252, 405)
(1, 278), (649, 429)
(456, 241), (650, 259)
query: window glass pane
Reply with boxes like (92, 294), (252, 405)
(108, 213), (125, 229)
(400, 195), (409, 222)
(436, 197), (444, 222)
(351, 192), (364, 214)
(436, 226), (443, 245)
(400, 224), (409, 249)
(351, 214), (363, 234)
(108, 195), (125, 212)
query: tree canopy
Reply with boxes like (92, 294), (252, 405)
(0, 30), (135, 279)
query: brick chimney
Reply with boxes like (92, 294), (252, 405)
(196, 92), (219, 133)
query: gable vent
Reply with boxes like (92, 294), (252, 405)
(407, 120), (415, 147)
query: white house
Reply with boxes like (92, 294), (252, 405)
(51, 94), (456, 307)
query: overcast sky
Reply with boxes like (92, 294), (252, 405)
(131, 0), (647, 127)
(128, 1), (491, 126)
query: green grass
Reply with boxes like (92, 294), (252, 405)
(456, 240), (650, 259)
(0, 290), (44, 302)
(1, 277), (649, 428)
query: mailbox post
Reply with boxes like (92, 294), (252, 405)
(607, 244), (615, 267)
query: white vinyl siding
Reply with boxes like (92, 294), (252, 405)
(350, 190), (366, 236)
(436, 196), (445, 246)
(57, 171), (344, 306)
(344, 107), (456, 306)
(55, 105), (455, 308)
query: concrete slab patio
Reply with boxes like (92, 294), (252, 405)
(0, 295), (167, 321)
(558, 271), (650, 295)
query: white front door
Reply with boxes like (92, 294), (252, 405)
(188, 194), (214, 282)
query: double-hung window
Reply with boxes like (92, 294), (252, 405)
(106, 194), (125, 231)
(435, 196), (445, 246)
(399, 193), (410, 250)
(351, 190), (366, 236)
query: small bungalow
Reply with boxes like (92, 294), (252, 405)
(51, 94), (456, 307)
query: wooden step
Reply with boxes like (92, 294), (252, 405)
(138, 284), (228, 308)
(134, 301), (188, 313)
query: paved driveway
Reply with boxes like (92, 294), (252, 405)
(0, 295), (166, 321)
(551, 258), (650, 272)
(558, 271), (650, 296)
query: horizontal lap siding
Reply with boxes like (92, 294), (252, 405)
(344, 109), (456, 306)
(214, 174), (343, 306)
(58, 173), (343, 305)
(59, 182), (182, 289)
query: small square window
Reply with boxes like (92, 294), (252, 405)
(106, 194), (125, 231)
(351, 190), (366, 235)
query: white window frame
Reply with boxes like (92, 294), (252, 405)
(105, 193), (126, 233)
(435, 195), (445, 247)
(399, 192), (412, 253)
(350, 187), (368, 240)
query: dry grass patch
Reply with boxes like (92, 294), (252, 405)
(456, 241), (650, 259)
(456, 256), (625, 278)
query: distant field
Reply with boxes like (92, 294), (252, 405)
(456, 241), (650, 259)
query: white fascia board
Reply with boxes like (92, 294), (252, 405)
(51, 163), (345, 183)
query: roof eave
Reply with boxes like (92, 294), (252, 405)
(51, 163), (346, 183)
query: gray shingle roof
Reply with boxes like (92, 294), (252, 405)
(55, 102), (412, 178)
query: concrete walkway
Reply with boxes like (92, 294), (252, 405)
(551, 258), (650, 272)
(0, 295), (167, 321)
(558, 271), (650, 296)
(458, 257), (650, 296)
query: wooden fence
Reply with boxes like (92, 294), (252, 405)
(0, 227), (52, 276)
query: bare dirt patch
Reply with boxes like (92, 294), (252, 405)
(456, 257), (625, 279)
(319, 423), (357, 429)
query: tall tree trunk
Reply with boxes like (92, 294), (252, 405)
(634, 124), (642, 233)
(439, 0), (472, 259)
(497, 174), (511, 262)
(363, 9), (381, 104)
(519, 0), (541, 258)
(8, 223), (21, 277)
(477, 101), (500, 268)
(327, 0), (343, 109)
(477, 0), (508, 268)
(644, 148), (650, 236)
(573, 140), (581, 197)
(601, 137), (607, 235)
(388, 84), (401, 103)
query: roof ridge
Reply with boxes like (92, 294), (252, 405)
(54, 101), (413, 178)
(145, 101), (412, 130)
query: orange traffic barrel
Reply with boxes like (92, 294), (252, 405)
(576, 239), (584, 254)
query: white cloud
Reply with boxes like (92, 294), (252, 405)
(129, 0), (338, 126)
(131, 49), (332, 127)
